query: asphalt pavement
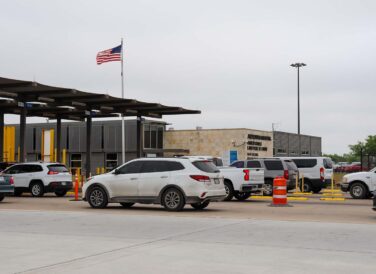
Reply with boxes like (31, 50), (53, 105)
(0, 200), (375, 273)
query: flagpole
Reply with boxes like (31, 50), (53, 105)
(121, 38), (126, 164)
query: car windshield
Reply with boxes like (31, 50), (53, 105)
(192, 161), (220, 173)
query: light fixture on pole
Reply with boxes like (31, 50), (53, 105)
(290, 62), (306, 156)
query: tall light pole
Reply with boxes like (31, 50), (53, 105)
(290, 62), (306, 156)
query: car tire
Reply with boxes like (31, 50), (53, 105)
(88, 186), (108, 208)
(120, 202), (135, 208)
(0, 194), (4, 202)
(349, 183), (367, 199)
(54, 190), (67, 197)
(191, 201), (210, 210)
(162, 188), (185, 211)
(312, 187), (322, 194)
(14, 189), (23, 197)
(300, 180), (312, 193)
(234, 191), (251, 201)
(30, 182), (44, 197)
(263, 180), (273, 196)
(224, 180), (234, 201)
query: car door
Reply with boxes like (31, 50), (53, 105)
(138, 161), (171, 197)
(109, 161), (143, 197)
(370, 169), (376, 191)
(4, 165), (30, 188)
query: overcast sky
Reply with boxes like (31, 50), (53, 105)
(1, 0), (375, 154)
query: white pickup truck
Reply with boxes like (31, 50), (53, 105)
(183, 156), (265, 201)
(341, 167), (376, 199)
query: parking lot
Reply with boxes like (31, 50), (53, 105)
(1, 194), (375, 274)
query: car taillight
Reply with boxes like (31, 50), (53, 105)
(243, 169), (250, 181)
(320, 167), (324, 181)
(190, 175), (210, 182)
(284, 170), (289, 180)
(48, 171), (59, 175)
(9, 176), (14, 185)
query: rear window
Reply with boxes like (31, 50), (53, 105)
(192, 161), (219, 173)
(230, 161), (245, 168)
(323, 158), (333, 169)
(284, 160), (298, 171)
(264, 160), (283, 170)
(48, 164), (68, 172)
(247, 160), (261, 168)
(292, 159), (317, 168)
(213, 158), (223, 167)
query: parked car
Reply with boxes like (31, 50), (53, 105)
(184, 156), (264, 201)
(279, 157), (333, 193)
(1, 162), (72, 197)
(231, 158), (296, 195)
(83, 158), (227, 211)
(0, 175), (14, 202)
(341, 167), (376, 199)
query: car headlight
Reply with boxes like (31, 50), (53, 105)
(342, 177), (348, 183)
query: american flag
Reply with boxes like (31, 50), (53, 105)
(96, 44), (122, 65)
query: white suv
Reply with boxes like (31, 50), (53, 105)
(279, 157), (333, 193)
(82, 158), (226, 211)
(2, 162), (72, 197)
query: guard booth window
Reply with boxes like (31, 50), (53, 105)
(106, 153), (118, 171)
(144, 124), (164, 149)
(70, 153), (82, 175)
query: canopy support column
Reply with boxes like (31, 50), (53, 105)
(19, 106), (27, 162)
(136, 116), (142, 158)
(85, 115), (92, 179)
(56, 117), (61, 163)
(0, 112), (4, 162)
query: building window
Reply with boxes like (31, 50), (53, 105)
(277, 148), (287, 154)
(157, 127), (163, 149)
(302, 150), (309, 155)
(106, 153), (118, 171)
(70, 153), (82, 175)
(144, 124), (164, 149)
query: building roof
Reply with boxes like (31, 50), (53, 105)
(0, 76), (200, 121)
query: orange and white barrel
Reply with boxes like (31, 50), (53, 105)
(272, 177), (288, 206)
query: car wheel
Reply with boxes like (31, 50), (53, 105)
(88, 187), (108, 208)
(300, 180), (312, 193)
(14, 189), (23, 197)
(162, 188), (185, 211)
(54, 190), (67, 197)
(349, 183), (367, 199)
(191, 201), (210, 210)
(224, 180), (234, 201)
(30, 182), (44, 197)
(263, 180), (273, 196)
(0, 194), (4, 202)
(120, 202), (134, 208)
(234, 191), (251, 201)
(312, 187), (322, 194)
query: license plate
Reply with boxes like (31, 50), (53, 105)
(214, 179), (220, 184)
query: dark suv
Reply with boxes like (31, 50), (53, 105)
(230, 158), (297, 195)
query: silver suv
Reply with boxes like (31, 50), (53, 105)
(230, 158), (298, 195)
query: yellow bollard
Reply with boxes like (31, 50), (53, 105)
(96, 167), (100, 175)
(62, 149), (67, 165)
(17, 146), (20, 162)
(101, 167), (105, 174)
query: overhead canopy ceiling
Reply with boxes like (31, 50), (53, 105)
(0, 77), (201, 121)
